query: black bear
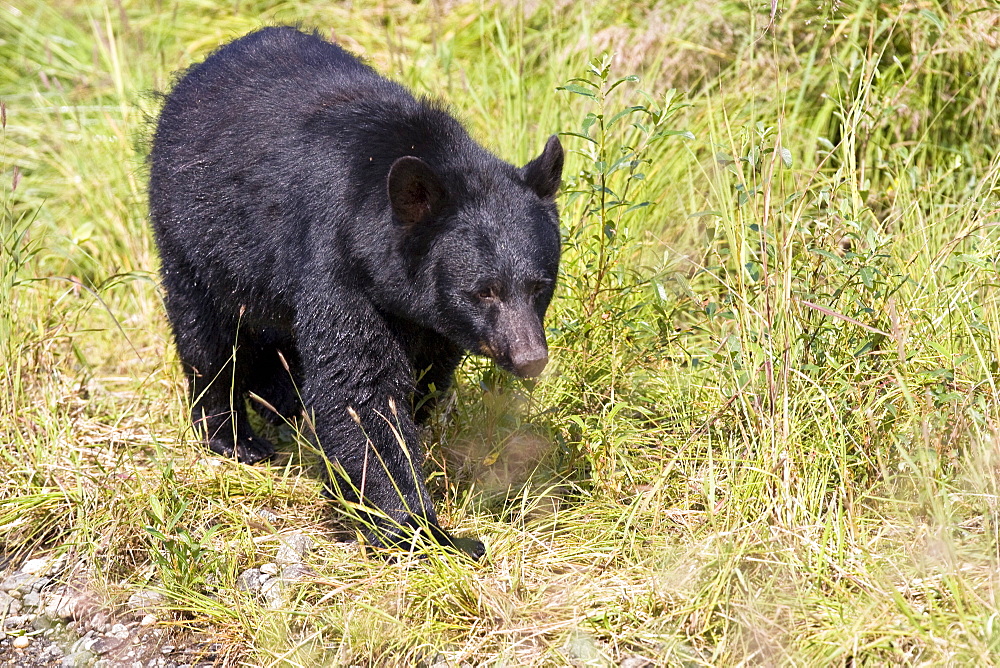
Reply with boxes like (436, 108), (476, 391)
(148, 27), (563, 559)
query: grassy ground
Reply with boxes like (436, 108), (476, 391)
(4, 0), (1000, 664)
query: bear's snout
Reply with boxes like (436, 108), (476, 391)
(512, 347), (548, 378)
(498, 306), (549, 378)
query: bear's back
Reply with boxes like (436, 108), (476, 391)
(149, 28), (500, 321)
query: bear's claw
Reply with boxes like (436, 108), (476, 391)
(208, 435), (276, 464)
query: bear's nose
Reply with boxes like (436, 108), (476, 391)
(512, 349), (548, 378)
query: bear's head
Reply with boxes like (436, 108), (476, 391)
(388, 135), (564, 378)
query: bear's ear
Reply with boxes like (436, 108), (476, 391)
(521, 135), (564, 200)
(387, 156), (448, 228)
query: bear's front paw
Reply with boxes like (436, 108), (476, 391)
(208, 435), (276, 464)
(366, 519), (485, 561)
(449, 536), (486, 561)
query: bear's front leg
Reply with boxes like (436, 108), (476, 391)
(295, 294), (484, 560)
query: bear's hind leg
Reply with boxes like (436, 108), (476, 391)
(160, 260), (275, 464)
(187, 337), (276, 465)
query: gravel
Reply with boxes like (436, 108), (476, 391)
(1, 533), (316, 667)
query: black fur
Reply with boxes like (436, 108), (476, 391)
(148, 27), (564, 559)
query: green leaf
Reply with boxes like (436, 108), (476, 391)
(560, 131), (598, 145)
(607, 106), (645, 129)
(606, 157), (630, 174)
(145, 527), (169, 542)
(147, 496), (164, 523)
(653, 129), (695, 141)
(920, 9), (945, 32)
(859, 266), (875, 290)
(779, 147), (793, 168)
(809, 248), (844, 266)
(558, 84), (597, 98)
(606, 74), (640, 94)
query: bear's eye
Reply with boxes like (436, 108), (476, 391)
(473, 286), (500, 304)
(529, 281), (550, 298)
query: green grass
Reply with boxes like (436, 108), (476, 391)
(4, 0), (1000, 664)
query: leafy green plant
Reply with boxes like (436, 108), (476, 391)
(558, 55), (691, 337)
(548, 56), (693, 490)
(143, 462), (222, 595)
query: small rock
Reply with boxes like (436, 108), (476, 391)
(4, 614), (30, 628)
(21, 557), (50, 575)
(236, 568), (269, 593)
(256, 507), (280, 523)
(89, 612), (111, 633)
(111, 623), (129, 638)
(127, 588), (165, 612)
(426, 654), (449, 668)
(12, 634), (31, 648)
(21, 592), (41, 609)
(280, 563), (312, 582)
(92, 636), (125, 654)
(46, 591), (80, 619)
(32, 615), (55, 632)
(48, 643), (65, 657)
(1, 572), (32, 595)
(161, 645), (176, 654)
(275, 532), (313, 565)
(0, 572), (31, 595)
(140, 614), (158, 626)
(620, 658), (654, 668)
(563, 629), (602, 664)
(62, 651), (96, 668)
(259, 562), (279, 576)
(29, 577), (52, 594)
(0, 590), (21, 615)
(197, 458), (223, 468)
(260, 578), (284, 608)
